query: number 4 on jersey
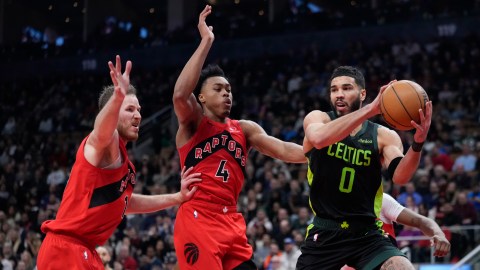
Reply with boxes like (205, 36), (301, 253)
(215, 160), (230, 182)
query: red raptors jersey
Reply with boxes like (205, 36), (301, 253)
(41, 136), (135, 247)
(178, 117), (248, 206)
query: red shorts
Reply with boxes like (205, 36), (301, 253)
(37, 233), (104, 270)
(174, 200), (253, 270)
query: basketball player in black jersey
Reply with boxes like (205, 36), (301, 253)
(296, 66), (432, 270)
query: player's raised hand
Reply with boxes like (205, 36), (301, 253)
(179, 166), (202, 202)
(198, 5), (214, 40)
(108, 55), (132, 97)
(412, 100), (432, 143)
(370, 80), (397, 115)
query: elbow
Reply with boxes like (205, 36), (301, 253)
(308, 134), (329, 149)
(172, 91), (186, 103)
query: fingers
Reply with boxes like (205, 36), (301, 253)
(115, 55), (122, 74)
(425, 101), (433, 121)
(181, 166), (194, 178)
(200, 5), (212, 20)
(379, 80), (397, 93)
(432, 237), (451, 257)
(108, 61), (115, 73)
(183, 174), (202, 185)
(187, 186), (198, 197)
(124, 60), (132, 78)
(181, 167), (201, 185)
(109, 71), (118, 86)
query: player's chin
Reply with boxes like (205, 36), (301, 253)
(336, 107), (349, 116)
(222, 110), (231, 117)
(125, 132), (139, 142)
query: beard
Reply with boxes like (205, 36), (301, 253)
(330, 96), (362, 116)
(118, 126), (139, 142)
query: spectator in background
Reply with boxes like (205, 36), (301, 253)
(163, 252), (177, 270)
(405, 195), (420, 213)
(437, 202), (468, 261)
(454, 191), (477, 249)
(430, 143), (454, 172)
(263, 242), (283, 270)
(45, 161), (66, 187)
(254, 233), (273, 268)
(0, 251), (13, 270)
(117, 244), (138, 270)
(291, 206), (311, 236)
(1, 117), (16, 135)
(398, 182), (423, 207)
(279, 237), (301, 270)
(452, 144), (477, 173)
(467, 184), (480, 215)
(96, 245), (114, 270)
(248, 208), (273, 233)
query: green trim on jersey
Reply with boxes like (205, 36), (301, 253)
(374, 184), (383, 218)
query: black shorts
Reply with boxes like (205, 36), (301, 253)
(296, 220), (406, 270)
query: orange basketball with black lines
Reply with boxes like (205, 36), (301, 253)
(380, 80), (429, 131)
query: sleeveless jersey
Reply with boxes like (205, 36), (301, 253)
(41, 136), (136, 246)
(380, 193), (405, 238)
(178, 116), (248, 206)
(305, 111), (383, 222)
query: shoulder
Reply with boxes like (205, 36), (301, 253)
(239, 119), (264, 137)
(304, 110), (330, 125)
(377, 124), (402, 146)
(305, 110), (329, 120)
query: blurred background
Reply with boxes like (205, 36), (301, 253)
(1, 0), (480, 269)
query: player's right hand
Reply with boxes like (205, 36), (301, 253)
(198, 5), (214, 41)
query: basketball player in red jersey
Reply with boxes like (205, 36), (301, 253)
(37, 56), (202, 269)
(172, 5), (306, 270)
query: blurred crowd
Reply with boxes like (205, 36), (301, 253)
(1, 11), (480, 270)
(2, 0), (480, 62)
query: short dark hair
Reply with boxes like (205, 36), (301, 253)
(98, 85), (137, 110)
(330, 66), (365, 89)
(194, 64), (227, 97)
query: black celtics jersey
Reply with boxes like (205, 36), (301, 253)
(306, 111), (383, 222)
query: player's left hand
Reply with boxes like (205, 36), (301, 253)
(370, 80), (396, 115)
(108, 55), (132, 97)
(431, 234), (450, 257)
(179, 166), (202, 202)
(411, 101), (432, 143)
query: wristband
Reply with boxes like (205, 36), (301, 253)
(411, 141), (424, 152)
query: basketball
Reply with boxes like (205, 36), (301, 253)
(380, 80), (429, 131)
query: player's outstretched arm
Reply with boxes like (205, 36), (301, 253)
(240, 120), (306, 163)
(173, 5), (214, 125)
(126, 167), (201, 215)
(90, 55), (131, 148)
(396, 207), (450, 257)
(85, 55), (133, 167)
